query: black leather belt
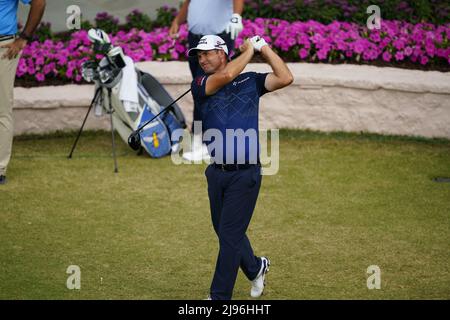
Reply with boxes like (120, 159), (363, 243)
(0, 35), (15, 42)
(213, 163), (260, 171)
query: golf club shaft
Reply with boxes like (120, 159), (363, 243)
(135, 88), (191, 133)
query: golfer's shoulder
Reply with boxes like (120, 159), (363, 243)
(237, 72), (268, 89)
(192, 74), (208, 87)
(239, 71), (268, 83)
(232, 72), (257, 84)
(237, 72), (269, 97)
(191, 74), (209, 99)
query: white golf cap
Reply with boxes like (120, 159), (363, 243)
(187, 35), (229, 57)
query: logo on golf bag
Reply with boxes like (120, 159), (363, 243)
(153, 132), (159, 148)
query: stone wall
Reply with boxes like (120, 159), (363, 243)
(13, 62), (450, 138)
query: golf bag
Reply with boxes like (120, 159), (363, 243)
(81, 29), (186, 158)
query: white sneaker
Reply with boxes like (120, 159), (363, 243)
(182, 143), (210, 162)
(250, 257), (270, 298)
(183, 134), (210, 162)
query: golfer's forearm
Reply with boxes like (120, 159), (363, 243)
(22, 0), (46, 37)
(233, 0), (244, 14)
(205, 49), (253, 95)
(261, 46), (293, 84)
(175, 0), (189, 24)
(223, 48), (253, 80)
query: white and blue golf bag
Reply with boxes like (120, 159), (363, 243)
(82, 29), (186, 158)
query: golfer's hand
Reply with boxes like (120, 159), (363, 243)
(169, 20), (179, 38)
(0, 38), (27, 59)
(249, 36), (268, 52)
(226, 13), (243, 40)
(239, 39), (254, 54)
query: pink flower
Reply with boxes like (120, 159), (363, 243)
(394, 40), (405, 51)
(66, 67), (74, 79)
(369, 32), (381, 42)
(56, 55), (68, 66)
(420, 56), (429, 65)
(158, 43), (170, 54)
(353, 42), (365, 54)
(382, 51), (392, 62)
(317, 48), (329, 60)
(14, 18), (450, 83)
(395, 51), (405, 61)
(35, 73), (45, 82)
(404, 47), (413, 56)
(170, 50), (179, 60)
(43, 62), (55, 75)
(298, 48), (309, 59)
(35, 56), (45, 65)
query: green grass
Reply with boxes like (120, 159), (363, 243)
(1, 130), (449, 299)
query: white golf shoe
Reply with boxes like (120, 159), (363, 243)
(182, 143), (210, 162)
(182, 134), (210, 162)
(250, 257), (270, 298)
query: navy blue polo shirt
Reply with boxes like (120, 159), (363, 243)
(191, 72), (268, 164)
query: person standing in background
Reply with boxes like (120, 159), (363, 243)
(169, 0), (244, 161)
(0, 0), (46, 185)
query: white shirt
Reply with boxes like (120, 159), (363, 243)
(187, 0), (233, 35)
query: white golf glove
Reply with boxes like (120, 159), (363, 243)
(249, 35), (268, 52)
(226, 13), (243, 40)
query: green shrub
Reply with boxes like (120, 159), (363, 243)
(154, 5), (178, 27)
(94, 12), (120, 34)
(33, 22), (53, 42)
(242, 0), (449, 25)
(125, 9), (153, 32)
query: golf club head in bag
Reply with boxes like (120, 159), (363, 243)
(81, 61), (99, 82)
(128, 131), (141, 151)
(88, 28), (112, 52)
(88, 28), (111, 44)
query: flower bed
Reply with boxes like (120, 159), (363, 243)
(243, 0), (449, 26)
(16, 18), (450, 86)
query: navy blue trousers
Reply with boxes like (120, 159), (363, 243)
(205, 164), (263, 300)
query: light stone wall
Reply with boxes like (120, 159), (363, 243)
(13, 62), (450, 139)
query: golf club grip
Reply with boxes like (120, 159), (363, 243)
(136, 88), (191, 133)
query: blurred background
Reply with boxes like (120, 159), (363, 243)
(18, 0), (179, 32)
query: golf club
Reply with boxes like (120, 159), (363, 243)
(127, 88), (192, 151)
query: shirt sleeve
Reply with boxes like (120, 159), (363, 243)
(254, 72), (269, 97)
(20, 0), (32, 4)
(191, 74), (209, 100)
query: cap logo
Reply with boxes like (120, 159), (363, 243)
(214, 42), (226, 49)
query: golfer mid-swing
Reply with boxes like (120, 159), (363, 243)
(188, 35), (293, 300)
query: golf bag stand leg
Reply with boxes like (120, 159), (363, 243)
(107, 88), (119, 173)
(68, 86), (102, 159)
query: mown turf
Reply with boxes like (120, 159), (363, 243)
(1, 130), (449, 299)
